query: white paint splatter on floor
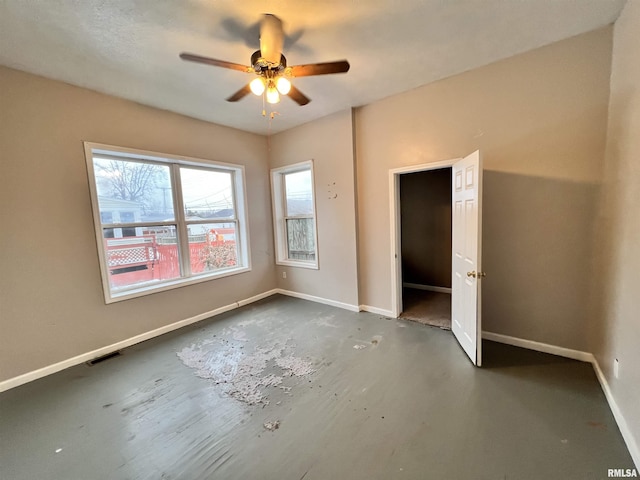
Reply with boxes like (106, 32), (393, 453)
(313, 314), (339, 328)
(263, 420), (280, 431)
(275, 356), (315, 376)
(177, 340), (315, 405)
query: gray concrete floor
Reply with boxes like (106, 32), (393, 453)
(0, 294), (634, 479)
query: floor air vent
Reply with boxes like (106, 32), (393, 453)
(86, 351), (122, 366)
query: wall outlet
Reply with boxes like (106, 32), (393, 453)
(614, 358), (619, 379)
(282, 271), (287, 279)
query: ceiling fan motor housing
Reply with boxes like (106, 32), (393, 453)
(259, 13), (285, 65)
(251, 50), (286, 73)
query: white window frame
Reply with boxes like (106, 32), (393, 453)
(270, 160), (319, 269)
(84, 142), (251, 303)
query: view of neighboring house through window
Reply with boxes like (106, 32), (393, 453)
(271, 161), (318, 268)
(84, 143), (250, 303)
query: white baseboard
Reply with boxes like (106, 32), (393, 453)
(482, 331), (593, 363)
(274, 288), (393, 318)
(483, 330), (639, 469)
(403, 282), (452, 294)
(0, 289), (279, 393)
(237, 289), (278, 307)
(275, 288), (360, 312)
(3, 292), (637, 469)
(591, 358), (640, 470)
(0, 288), (359, 393)
(359, 305), (395, 317)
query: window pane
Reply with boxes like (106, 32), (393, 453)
(180, 168), (235, 219)
(186, 223), (238, 274)
(104, 226), (180, 291)
(286, 218), (316, 261)
(285, 170), (313, 216)
(93, 157), (174, 223)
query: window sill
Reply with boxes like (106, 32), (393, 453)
(104, 266), (251, 304)
(275, 259), (319, 270)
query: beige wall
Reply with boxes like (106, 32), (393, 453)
(269, 110), (359, 308)
(355, 28), (612, 350)
(592, 1), (640, 464)
(0, 18), (637, 460)
(2, 27), (633, 458)
(400, 168), (452, 288)
(0, 66), (274, 382)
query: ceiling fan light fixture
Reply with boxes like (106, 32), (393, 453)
(276, 77), (291, 95)
(179, 14), (349, 109)
(249, 77), (265, 96)
(266, 86), (280, 104)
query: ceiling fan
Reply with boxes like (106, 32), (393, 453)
(179, 14), (350, 107)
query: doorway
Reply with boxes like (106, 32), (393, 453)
(389, 151), (484, 366)
(397, 167), (452, 329)
(389, 158), (460, 318)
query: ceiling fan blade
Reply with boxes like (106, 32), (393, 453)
(260, 14), (284, 65)
(179, 53), (250, 73)
(226, 84), (252, 102)
(287, 84), (311, 106)
(287, 60), (350, 77)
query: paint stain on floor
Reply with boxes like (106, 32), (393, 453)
(177, 335), (315, 405)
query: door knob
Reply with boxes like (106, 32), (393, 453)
(467, 271), (486, 278)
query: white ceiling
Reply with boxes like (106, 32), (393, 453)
(0, 0), (625, 135)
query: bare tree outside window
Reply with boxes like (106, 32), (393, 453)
(93, 158), (167, 213)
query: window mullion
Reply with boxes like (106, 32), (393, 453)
(172, 165), (192, 278)
(184, 218), (235, 225)
(101, 221), (177, 229)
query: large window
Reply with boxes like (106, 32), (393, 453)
(271, 161), (318, 268)
(84, 143), (250, 303)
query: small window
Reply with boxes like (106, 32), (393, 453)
(84, 143), (251, 303)
(271, 161), (318, 269)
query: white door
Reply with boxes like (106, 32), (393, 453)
(451, 150), (483, 366)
